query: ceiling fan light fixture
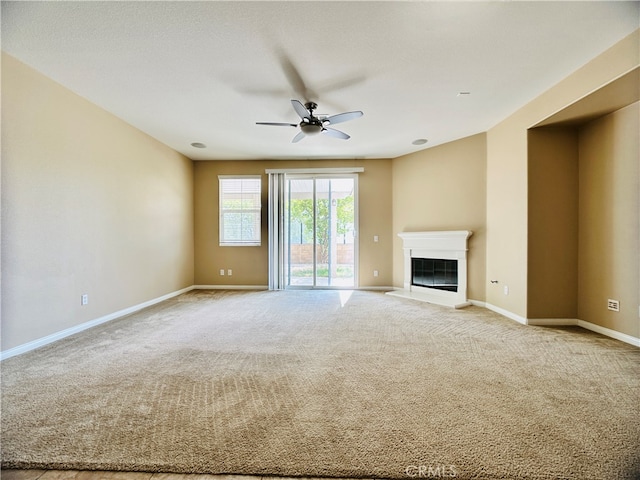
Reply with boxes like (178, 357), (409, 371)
(300, 123), (323, 135)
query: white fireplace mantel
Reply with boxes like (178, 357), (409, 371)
(387, 230), (473, 308)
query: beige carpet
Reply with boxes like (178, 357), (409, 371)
(2, 290), (639, 479)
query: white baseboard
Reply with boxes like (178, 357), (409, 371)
(469, 299), (486, 308)
(358, 286), (395, 291)
(0, 286), (194, 361)
(527, 318), (579, 326)
(525, 318), (639, 347)
(193, 285), (269, 290)
(577, 319), (640, 347)
(485, 302), (528, 325)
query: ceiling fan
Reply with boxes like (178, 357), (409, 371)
(257, 99), (363, 143)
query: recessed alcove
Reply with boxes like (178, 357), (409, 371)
(527, 67), (639, 332)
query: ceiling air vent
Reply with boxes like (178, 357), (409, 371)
(607, 299), (620, 312)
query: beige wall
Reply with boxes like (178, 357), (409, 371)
(391, 133), (487, 302)
(1, 53), (195, 351)
(527, 127), (579, 318)
(577, 103), (639, 338)
(486, 29), (639, 319)
(194, 159), (393, 288)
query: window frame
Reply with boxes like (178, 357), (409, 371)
(218, 175), (262, 247)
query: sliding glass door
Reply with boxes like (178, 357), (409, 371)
(285, 175), (357, 288)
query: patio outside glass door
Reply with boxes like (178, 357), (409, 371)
(285, 175), (357, 288)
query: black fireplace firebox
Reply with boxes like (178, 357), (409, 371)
(411, 258), (458, 292)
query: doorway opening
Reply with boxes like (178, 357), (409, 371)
(285, 175), (357, 288)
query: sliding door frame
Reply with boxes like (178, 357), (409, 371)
(267, 167), (363, 291)
(285, 173), (359, 289)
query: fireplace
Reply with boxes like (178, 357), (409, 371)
(412, 258), (458, 292)
(388, 231), (472, 308)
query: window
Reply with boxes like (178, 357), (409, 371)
(219, 176), (262, 246)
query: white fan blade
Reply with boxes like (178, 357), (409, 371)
(325, 111), (363, 126)
(292, 131), (306, 143)
(291, 100), (309, 120)
(322, 127), (350, 140)
(256, 122), (297, 127)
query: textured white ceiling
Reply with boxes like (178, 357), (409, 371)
(2, 1), (638, 160)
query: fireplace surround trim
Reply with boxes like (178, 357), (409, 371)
(388, 230), (473, 308)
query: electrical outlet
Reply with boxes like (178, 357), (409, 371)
(373, 270), (379, 277)
(219, 269), (225, 276)
(607, 299), (620, 312)
(227, 269), (232, 276)
(81, 294), (89, 306)
(374, 235), (379, 243)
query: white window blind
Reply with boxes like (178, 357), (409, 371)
(219, 176), (261, 246)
